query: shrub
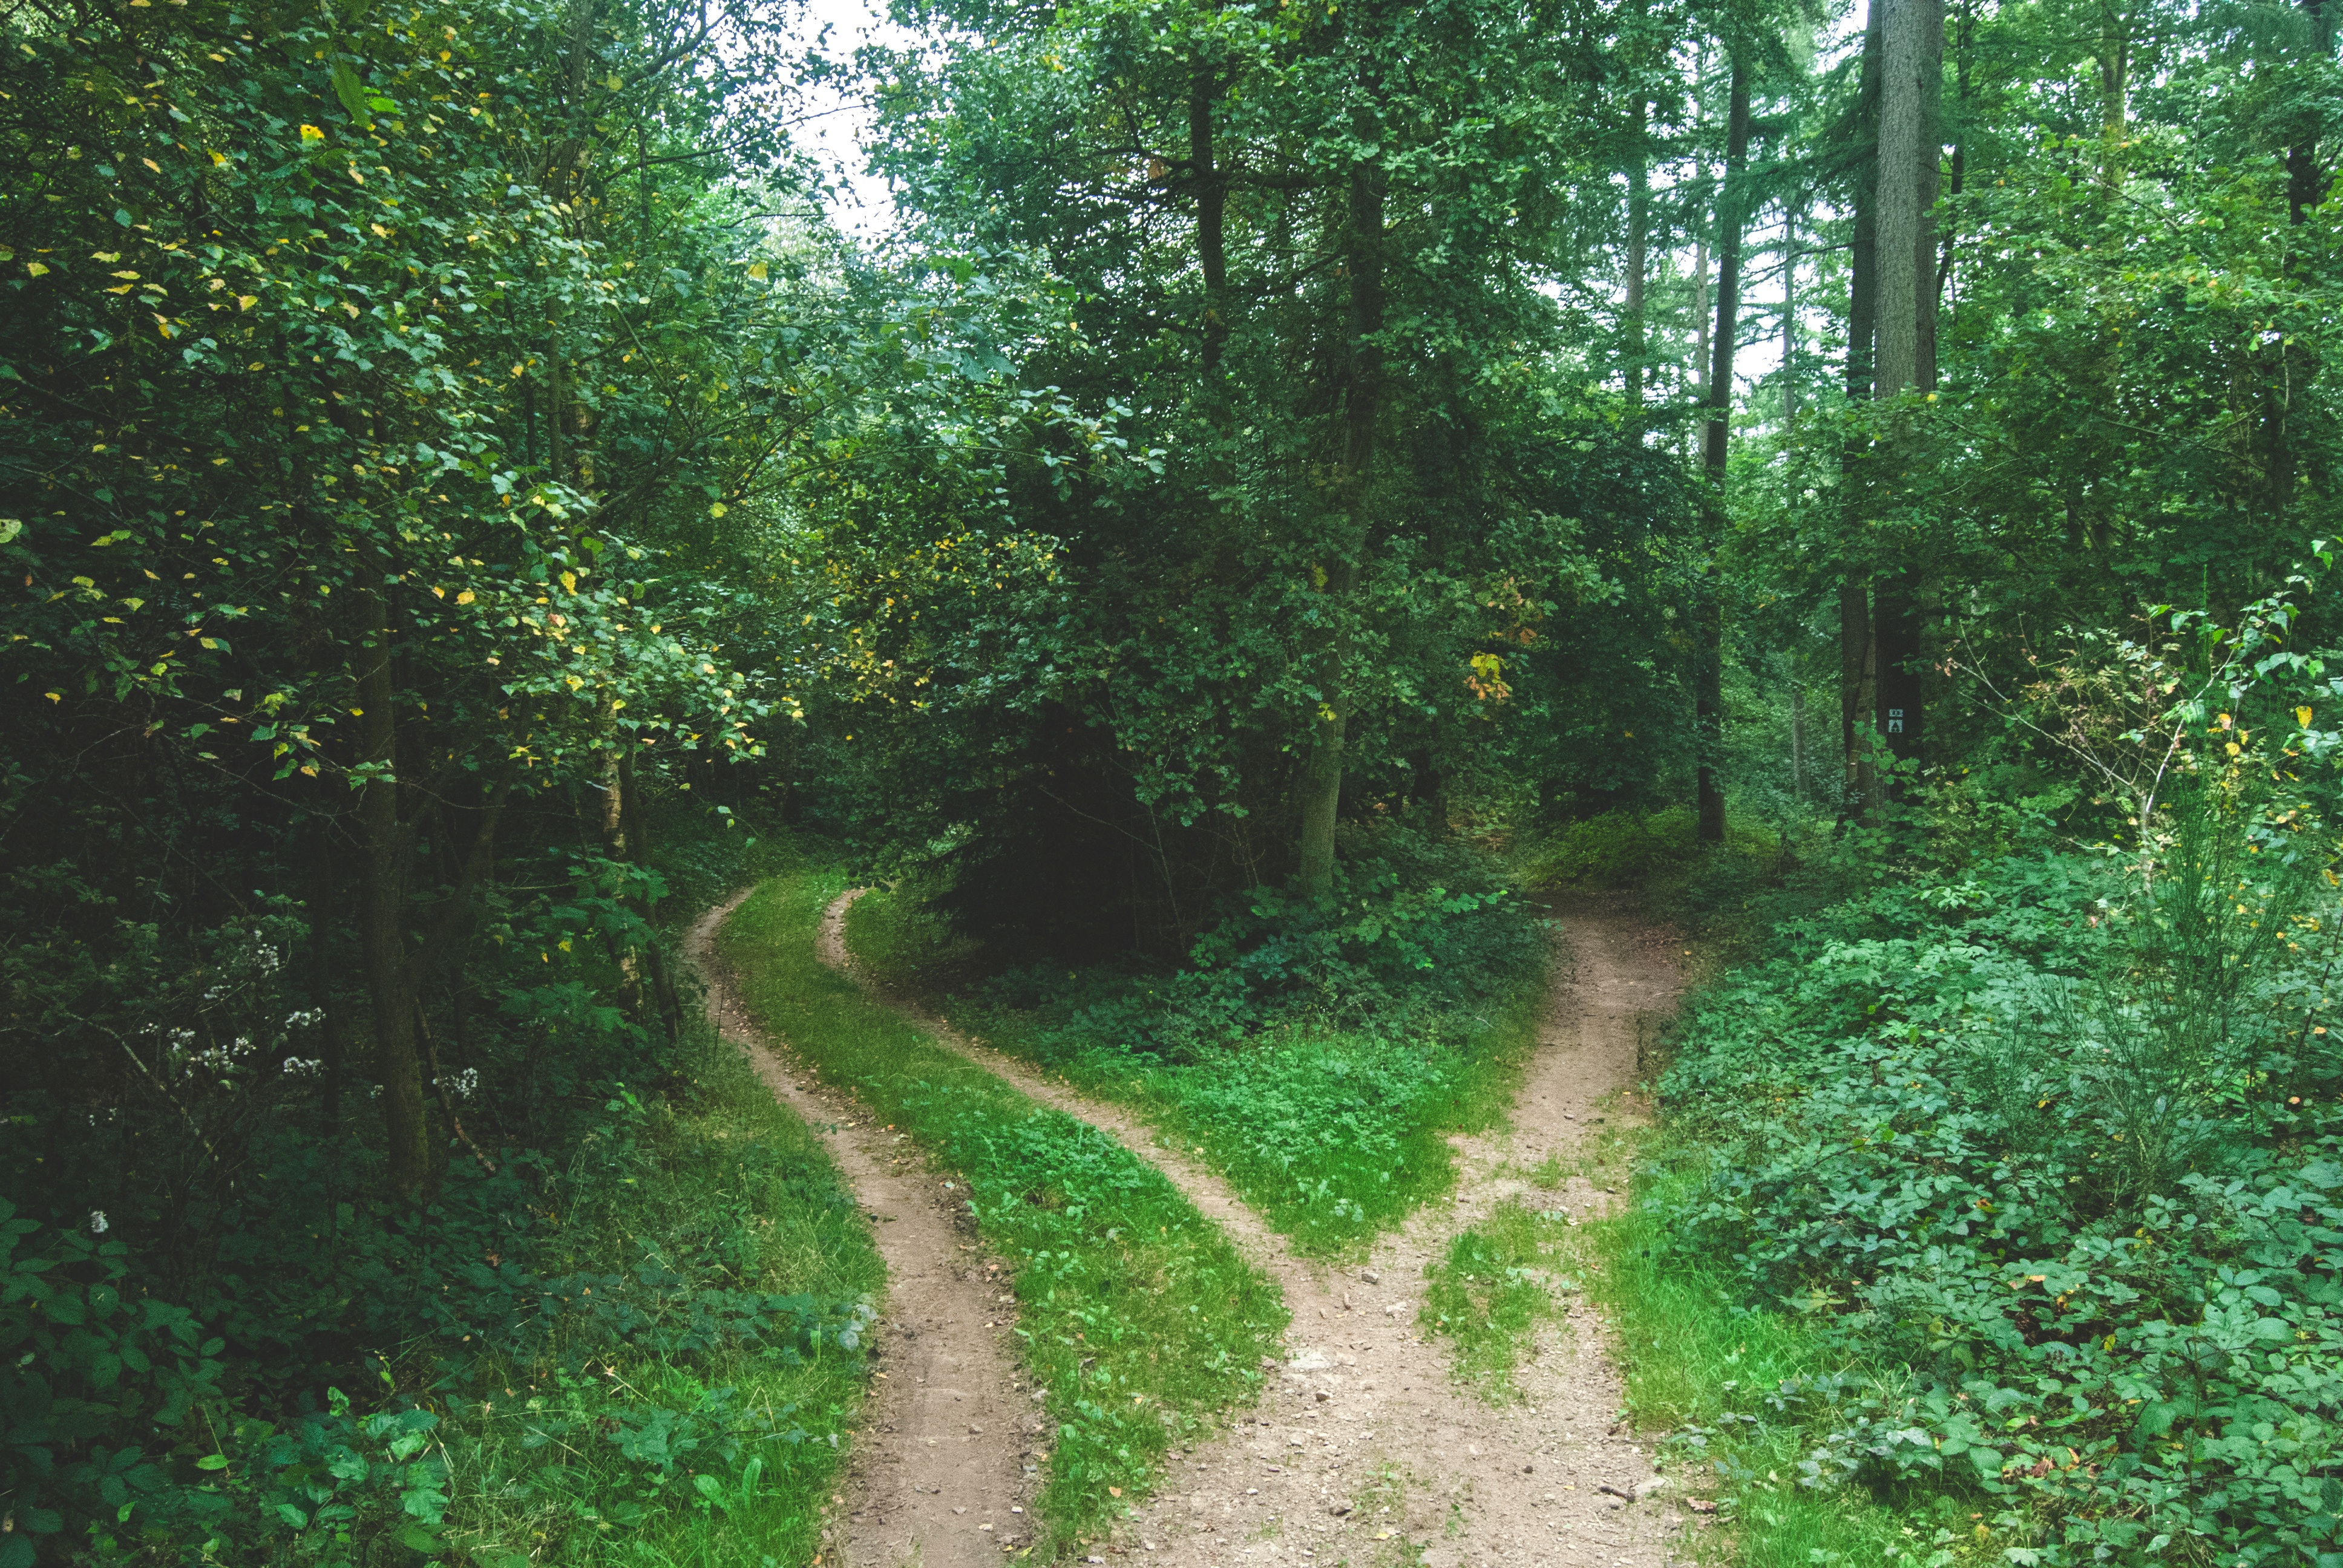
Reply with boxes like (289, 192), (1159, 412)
(1644, 797), (2343, 1564)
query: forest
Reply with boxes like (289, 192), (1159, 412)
(4, 0), (2343, 1559)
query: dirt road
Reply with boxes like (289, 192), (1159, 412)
(814, 890), (1689, 1567)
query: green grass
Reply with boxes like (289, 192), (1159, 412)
(719, 854), (1288, 1558)
(845, 884), (1549, 1258)
(433, 1006), (884, 1567)
(1564, 1140), (1990, 1568)
(1417, 1198), (1579, 1403)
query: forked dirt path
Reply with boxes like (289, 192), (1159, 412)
(686, 892), (1034, 1568)
(822, 889), (1689, 1567)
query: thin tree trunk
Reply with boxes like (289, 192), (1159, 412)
(617, 749), (683, 1040)
(353, 571), (430, 1201)
(1696, 52), (1751, 845)
(2098, 1), (2128, 194)
(1692, 229), (1710, 399)
(2290, 0), (2328, 223)
(1783, 204), (1801, 422)
(1842, 0), (1883, 811)
(1625, 85), (1649, 410)
(1296, 155), (1384, 899)
(1789, 678), (1807, 805)
(1191, 70), (1230, 374)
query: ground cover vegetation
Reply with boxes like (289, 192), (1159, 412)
(844, 825), (1551, 1255)
(715, 851), (1288, 1557)
(13, 0), (2343, 1553)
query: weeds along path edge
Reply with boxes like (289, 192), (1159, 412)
(819, 889), (1301, 1275)
(719, 871), (1284, 1560)
(824, 888), (1693, 1567)
(686, 890), (1030, 1568)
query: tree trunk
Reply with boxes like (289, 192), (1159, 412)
(1875, 0), (1937, 398)
(617, 748), (683, 1040)
(1296, 155), (1384, 900)
(2290, 0), (2327, 224)
(1783, 203), (1801, 422)
(1191, 71), (1230, 374)
(1842, 0), (1883, 810)
(2098, 2), (2128, 194)
(1696, 53), (1751, 846)
(353, 570), (431, 1202)
(1789, 676), (1806, 805)
(1624, 88), (1649, 410)
(1873, 0), (1941, 773)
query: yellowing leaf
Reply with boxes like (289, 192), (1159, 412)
(299, 123), (325, 142)
(110, 270), (139, 279)
(747, 260), (768, 280)
(559, 570), (577, 593)
(456, 590), (475, 605)
(25, 262), (49, 277)
(2298, 706), (2314, 727)
(210, 149), (228, 165)
(237, 295), (257, 310)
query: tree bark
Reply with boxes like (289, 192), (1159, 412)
(1624, 87), (1649, 410)
(1875, 0), (1936, 397)
(353, 569), (431, 1202)
(1873, 0), (1941, 772)
(1295, 154), (1384, 899)
(1782, 204), (1800, 422)
(1842, 0), (1883, 809)
(2098, 1), (2128, 194)
(1696, 53), (1751, 845)
(1191, 69), (1230, 374)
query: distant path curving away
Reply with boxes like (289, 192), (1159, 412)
(686, 892), (1034, 1568)
(821, 887), (1691, 1567)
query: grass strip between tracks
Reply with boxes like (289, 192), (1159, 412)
(718, 858), (1287, 1558)
(845, 884), (1549, 1259)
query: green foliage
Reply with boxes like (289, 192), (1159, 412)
(1567, 1184), (1927, 1568)
(1633, 777), (2343, 1564)
(1418, 1199), (1580, 1403)
(718, 849), (1288, 1557)
(848, 831), (1550, 1255)
(1522, 807), (1702, 890)
(1, 998), (880, 1565)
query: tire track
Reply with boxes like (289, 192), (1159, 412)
(686, 891), (1034, 1568)
(821, 889), (1690, 1566)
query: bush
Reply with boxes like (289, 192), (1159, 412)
(1642, 793), (2343, 1564)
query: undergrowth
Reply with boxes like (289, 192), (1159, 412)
(845, 828), (1552, 1258)
(718, 850), (1287, 1558)
(4, 812), (880, 1568)
(1589, 775), (2343, 1566)
(425, 1024), (885, 1567)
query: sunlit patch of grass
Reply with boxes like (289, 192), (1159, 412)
(847, 883), (1550, 1259)
(1418, 1198), (1578, 1402)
